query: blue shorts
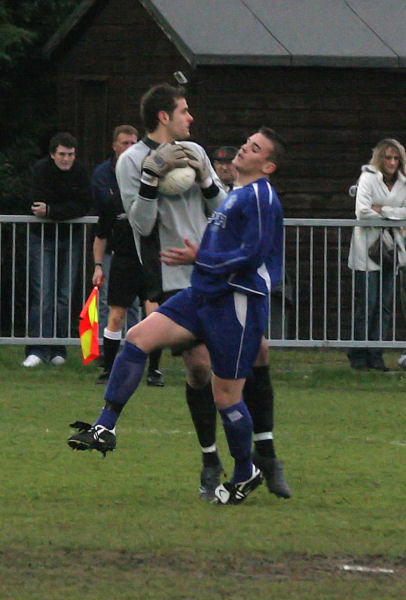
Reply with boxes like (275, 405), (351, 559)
(157, 287), (268, 379)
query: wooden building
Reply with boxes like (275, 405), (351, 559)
(42, 0), (406, 340)
(43, 0), (406, 220)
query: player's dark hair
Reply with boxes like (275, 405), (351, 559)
(49, 132), (78, 154)
(259, 127), (286, 166)
(140, 83), (186, 132)
(112, 125), (138, 142)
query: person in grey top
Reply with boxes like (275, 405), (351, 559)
(113, 83), (290, 500)
(116, 84), (227, 500)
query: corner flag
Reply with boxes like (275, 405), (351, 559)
(79, 287), (99, 365)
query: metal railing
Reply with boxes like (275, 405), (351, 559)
(267, 218), (406, 347)
(1, 215), (406, 348)
(0, 216), (96, 346)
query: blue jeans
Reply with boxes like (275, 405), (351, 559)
(348, 269), (394, 364)
(25, 232), (81, 361)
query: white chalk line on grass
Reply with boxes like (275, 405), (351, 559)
(53, 429), (406, 443)
(131, 428), (196, 436)
(50, 428), (196, 436)
(340, 564), (395, 575)
(346, 436), (406, 447)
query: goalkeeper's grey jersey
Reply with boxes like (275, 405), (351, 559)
(116, 138), (227, 292)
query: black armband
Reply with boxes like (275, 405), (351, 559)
(140, 170), (159, 199)
(201, 181), (220, 199)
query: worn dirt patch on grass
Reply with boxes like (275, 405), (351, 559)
(1, 548), (405, 582)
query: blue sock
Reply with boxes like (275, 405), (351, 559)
(219, 400), (253, 483)
(95, 406), (120, 430)
(94, 341), (148, 429)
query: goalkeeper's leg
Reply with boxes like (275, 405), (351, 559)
(183, 344), (223, 500)
(243, 337), (292, 498)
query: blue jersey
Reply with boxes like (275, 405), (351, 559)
(191, 177), (283, 297)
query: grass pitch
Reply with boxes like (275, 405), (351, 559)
(1, 346), (405, 599)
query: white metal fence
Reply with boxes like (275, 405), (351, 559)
(266, 217), (406, 347)
(0, 216), (96, 346)
(1, 215), (406, 348)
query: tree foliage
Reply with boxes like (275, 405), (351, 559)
(0, 1), (80, 69)
(0, 0), (82, 212)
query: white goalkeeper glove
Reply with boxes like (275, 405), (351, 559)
(180, 145), (212, 187)
(142, 143), (187, 178)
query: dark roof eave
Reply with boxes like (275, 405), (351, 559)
(42, 0), (406, 71)
(191, 55), (401, 69)
(289, 55), (401, 68)
(189, 54), (291, 67)
(42, 0), (99, 59)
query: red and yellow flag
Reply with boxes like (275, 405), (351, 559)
(79, 287), (99, 365)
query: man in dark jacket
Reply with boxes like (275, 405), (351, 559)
(23, 132), (92, 367)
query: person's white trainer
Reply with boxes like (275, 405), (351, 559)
(22, 354), (42, 368)
(398, 353), (406, 369)
(50, 356), (66, 366)
(212, 466), (263, 505)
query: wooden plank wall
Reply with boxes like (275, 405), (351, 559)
(53, 0), (406, 219)
(50, 0), (406, 341)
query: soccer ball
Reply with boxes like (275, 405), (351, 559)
(158, 166), (196, 196)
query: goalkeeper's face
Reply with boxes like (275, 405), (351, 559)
(167, 98), (194, 141)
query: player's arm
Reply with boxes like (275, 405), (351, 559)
(116, 143), (187, 236)
(205, 161), (227, 212)
(92, 235), (107, 287)
(196, 194), (268, 275)
(91, 210), (113, 287)
(116, 150), (156, 236)
(160, 237), (198, 266)
(180, 143), (227, 211)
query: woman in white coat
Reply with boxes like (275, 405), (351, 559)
(348, 138), (406, 370)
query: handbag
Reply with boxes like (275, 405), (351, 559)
(368, 228), (396, 266)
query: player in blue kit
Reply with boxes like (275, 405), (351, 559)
(68, 127), (285, 505)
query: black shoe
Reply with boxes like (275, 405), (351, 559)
(199, 463), (223, 501)
(95, 370), (110, 385)
(252, 450), (292, 498)
(213, 466), (263, 505)
(67, 421), (116, 456)
(368, 359), (389, 372)
(350, 359), (369, 371)
(147, 369), (165, 387)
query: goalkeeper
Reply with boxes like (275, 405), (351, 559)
(68, 83), (290, 501)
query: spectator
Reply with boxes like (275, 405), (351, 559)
(91, 125), (141, 362)
(348, 138), (406, 371)
(92, 125), (163, 385)
(23, 132), (91, 367)
(398, 266), (406, 369)
(212, 145), (238, 191)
